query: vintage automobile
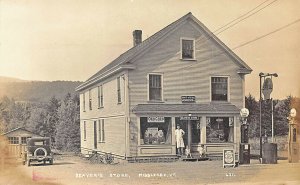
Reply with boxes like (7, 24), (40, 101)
(23, 137), (53, 166)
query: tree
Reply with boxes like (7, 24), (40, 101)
(245, 94), (259, 137)
(55, 93), (80, 152)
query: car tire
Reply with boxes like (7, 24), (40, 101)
(49, 159), (53, 165)
(34, 147), (47, 161)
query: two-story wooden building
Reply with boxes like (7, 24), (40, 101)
(76, 12), (252, 161)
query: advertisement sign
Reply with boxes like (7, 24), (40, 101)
(180, 116), (199, 121)
(147, 117), (165, 123)
(223, 149), (235, 168)
(181, 96), (196, 103)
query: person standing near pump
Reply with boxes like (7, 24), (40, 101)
(175, 125), (185, 156)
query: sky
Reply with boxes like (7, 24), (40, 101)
(0, 0), (299, 99)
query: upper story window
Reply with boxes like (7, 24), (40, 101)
(211, 77), (229, 101)
(148, 74), (163, 101)
(82, 93), (86, 112)
(117, 76), (122, 104)
(98, 85), (103, 108)
(89, 89), (92, 110)
(181, 38), (195, 60)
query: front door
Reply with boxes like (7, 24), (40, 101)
(94, 121), (97, 149)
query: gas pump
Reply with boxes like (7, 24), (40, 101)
(239, 108), (250, 164)
(288, 108), (298, 163)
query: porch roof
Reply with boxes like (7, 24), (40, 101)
(132, 103), (240, 114)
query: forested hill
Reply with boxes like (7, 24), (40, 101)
(0, 80), (82, 102)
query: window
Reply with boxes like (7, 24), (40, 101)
(117, 77), (121, 103)
(98, 119), (105, 142)
(83, 121), (86, 140)
(211, 77), (229, 101)
(148, 74), (162, 101)
(21, 137), (31, 144)
(181, 38), (195, 59)
(98, 85), (103, 108)
(89, 89), (92, 110)
(140, 117), (172, 145)
(206, 117), (234, 143)
(8, 137), (19, 144)
(82, 93), (86, 112)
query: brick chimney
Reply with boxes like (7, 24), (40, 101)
(133, 30), (142, 46)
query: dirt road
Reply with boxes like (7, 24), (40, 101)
(1, 156), (300, 185)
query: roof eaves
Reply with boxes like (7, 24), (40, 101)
(75, 64), (136, 92)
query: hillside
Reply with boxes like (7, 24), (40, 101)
(0, 80), (82, 102)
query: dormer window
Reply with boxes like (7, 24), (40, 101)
(181, 38), (195, 60)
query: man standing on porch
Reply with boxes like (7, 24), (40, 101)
(175, 125), (185, 156)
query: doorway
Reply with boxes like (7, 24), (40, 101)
(94, 121), (97, 149)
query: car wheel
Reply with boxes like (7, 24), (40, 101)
(43, 160), (46, 165)
(49, 159), (53, 165)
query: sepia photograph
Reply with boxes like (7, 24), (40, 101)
(0, 0), (300, 184)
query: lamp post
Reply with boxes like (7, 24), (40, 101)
(259, 72), (278, 162)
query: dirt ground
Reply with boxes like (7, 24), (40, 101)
(1, 155), (300, 185)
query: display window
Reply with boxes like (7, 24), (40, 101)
(206, 117), (234, 143)
(140, 117), (172, 145)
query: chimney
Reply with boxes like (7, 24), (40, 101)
(133, 30), (142, 46)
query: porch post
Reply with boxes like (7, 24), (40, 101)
(201, 116), (206, 144)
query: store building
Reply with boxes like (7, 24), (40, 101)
(76, 12), (252, 161)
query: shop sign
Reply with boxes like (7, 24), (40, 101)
(216, 118), (223, 122)
(180, 116), (199, 121)
(147, 117), (165, 123)
(181, 96), (196, 103)
(223, 149), (235, 168)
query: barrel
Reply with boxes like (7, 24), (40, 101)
(262, 143), (277, 164)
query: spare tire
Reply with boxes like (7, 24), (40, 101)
(34, 147), (47, 160)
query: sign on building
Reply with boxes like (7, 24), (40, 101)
(181, 96), (196, 103)
(180, 116), (199, 121)
(147, 117), (165, 123)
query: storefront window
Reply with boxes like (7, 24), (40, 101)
(206, 117), (234, 143)
(140, 117), (172, 145)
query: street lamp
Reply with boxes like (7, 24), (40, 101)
(259, 72), (278, 162)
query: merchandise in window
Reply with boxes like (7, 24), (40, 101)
(206, 117), (234, 143)
(140, 117), (171, 145)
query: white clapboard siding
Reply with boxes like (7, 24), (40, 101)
(128, 20), (244, 156)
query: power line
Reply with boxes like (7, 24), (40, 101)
(194, 0), (279, 53)
(215, 0), (278, 35)
(213, 0), (270, 33)
(232, 18), (300, 50)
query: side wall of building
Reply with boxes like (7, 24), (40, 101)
(80, 71), (127, 157)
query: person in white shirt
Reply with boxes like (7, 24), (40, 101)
(199, 144), (206, 158)
(175, 125), (185, 156)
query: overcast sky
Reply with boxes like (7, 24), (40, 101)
(0, 0), (299, 99)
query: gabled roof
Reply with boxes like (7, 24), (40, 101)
(1, 127), (40, 136)
(76, 12), (252, 92)
(133, 103), (240, 114)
